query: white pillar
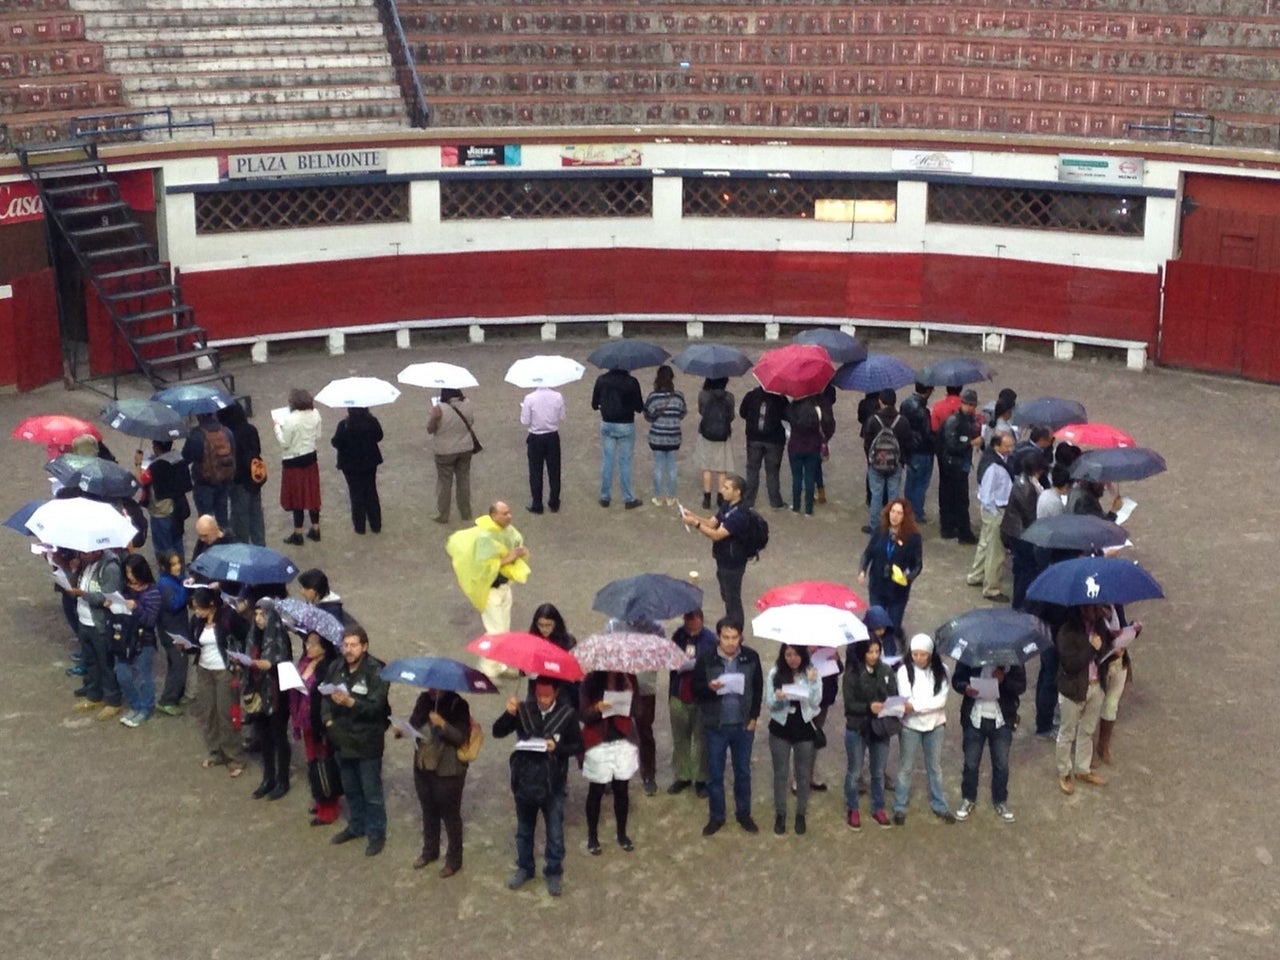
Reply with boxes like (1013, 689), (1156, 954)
(250, 340), (269, 364)
(764, 321), (780, 341)
(909, 327), (929, 347)
(686, 319), (704, 339)
(607, 319), (624, 338)
(839, 323), (858, 338)
(327, 331), (345, 356)
(540, 322), (557, 341)
(395, 328), (411, 349)
(468, 324), (485, 344)
(982, 332), (1005, 353)
(1126, 346), (1147, 371)
(1053, 339), (1075, 361)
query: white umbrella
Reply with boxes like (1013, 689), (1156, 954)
(314, 376), (401, 408)
(26, 498), (137, 552)
(751, 603), (869, 647)
(504, 355), (586, 389)
(397, 362), (479, 390)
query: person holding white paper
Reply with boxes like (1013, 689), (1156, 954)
(287, 630), (341, 826)
(113, 554), (161, 729)
(245, 598), (294, 802)
(952, 660), (1027, 824)
(187, 587), (249, 779)
(667, 609), (717, 797)
(893, 635), (956, 826)
(1097, 605), (1139, 767)
(579, 672), (640, 855)
(765, 646), (822, 837)
(154, 552), (190, 716)
(842, 637), (899, 831)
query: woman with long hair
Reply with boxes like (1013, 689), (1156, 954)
(426, 387), (476, 524)
(579, 670), (640, 854)
(246, 598), (294, 800)
(154, 551), (189, 715)
(330, 405), (384, 535)
(409, 686), (472, 877)
(695, 376), (735, 509)
(276, 387), (323, 545)
(189, 586), (248, 777)
(288, 630), (342, 825)
(892, 634), (954, 825)
(857, 497), (923, 633)
(526, 603), (578, 704)
(116, 553), (161, 727)
(766, 644), (821, 836)
(643, 364), (687, 506)
(842, 636), (898, 830)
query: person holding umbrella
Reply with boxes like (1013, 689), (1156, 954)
(275, 388), (324, 545)
(426, 387), (477, 524)
(667, 608), (716, 797)
(181, 412), (236, 529)
(952, 658), (1027, 824)
(591, 364), (644, 509)
(134, 439), (192, 563)
(857, 497), (923, 634)
(217, 402), (266, 546)
(519, 380), (566, 515)
(288, 629), (342, 826)
(643, 365), (686, 507)
(782, 392), (834, 516)
(1055, 605), (1110, 794)
(407, 685), (473, 877)
(765, 644), (822, 836)
(330, 406), (384, 535)
(67, 546), (125, 721)
(245, 598), (294, 801)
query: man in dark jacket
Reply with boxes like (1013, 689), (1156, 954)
(938, 389), (982, 543)
(1001, 451), (1048, 610)
(493, 677), (583, 897)
(1054, 609), (1107, 795)
(667, 608), (719, 796)
(952, 661), (1027, 823)
(681, 475), (751, 625)
(590, 367), (644, 509)
(181, 413), (236, 529)
(217, 403), (265, 546)
(322, 626), (390, 856)
(861, 388), (913, 532)
(137, 438), (192, 563)
(691, 618), (763, 836)
(899, 382), (934, 522)
(738, 386), (788, 510)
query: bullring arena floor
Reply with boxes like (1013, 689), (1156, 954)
(1, 330), (1275, 958)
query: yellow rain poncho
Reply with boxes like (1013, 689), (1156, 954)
(446, 514), (531, 612)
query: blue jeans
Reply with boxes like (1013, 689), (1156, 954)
(704, 723), (754, 822)
(961, 718), (1012, 804)
(149, 515), (185, 564)
(515, 789), (566, 877)
(867, 467), (903, 528)
(904, 452), (933, 520)
(599, 421), (636, 503)
(895, 726), (948, 815)
(114, 644), (156, 714)
(843, 726), (890, 813)
(337, 756), (387, 840)
(192, 483), (230, 528)
(651, 447), (678, 498)
(228, 483), (266, 546)
(1035, 643), (1060, 735)
(789, 450), (820, 513)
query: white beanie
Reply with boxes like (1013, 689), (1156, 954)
(909, 633), (934, 655)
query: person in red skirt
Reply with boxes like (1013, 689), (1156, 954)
(289, 630), (342, 825)
(275, 388), (323, 545)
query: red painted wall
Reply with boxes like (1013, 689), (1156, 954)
(1161, 261), (1280, 383)
(180, 249), (1158, 347)
(0, 291), (16, 386)
(9, 270), (63, 391)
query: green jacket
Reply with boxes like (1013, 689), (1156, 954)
(320, 653), (390, 759)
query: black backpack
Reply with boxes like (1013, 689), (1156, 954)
(790, 397), (820, 432)
(700, 391), (733, 442)
(737, 508), (770, 562)
(868, 413), (905, 476)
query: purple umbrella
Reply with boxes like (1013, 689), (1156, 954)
(276, 598), (344, 645)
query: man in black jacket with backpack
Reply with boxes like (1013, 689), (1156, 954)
(681, 474), (760, 626)
(861, 389), (913, 533)
(739, 386), (788, 510)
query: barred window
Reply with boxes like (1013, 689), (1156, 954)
(927, 184), (1145, 236)
(194, 183), (409, 234)
(440, 177), (651, 219)
(683, 177), (897, 219)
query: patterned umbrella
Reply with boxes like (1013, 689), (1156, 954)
(465, 632), (585, 681)
(756, 580), (867, 614)
(575, 632), (689, 674)
(275, 597), (344, 644)
(830, 354), (916, 393)
(11, 414), (101, 446)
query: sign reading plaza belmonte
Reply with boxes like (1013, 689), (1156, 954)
(224, 149), (387, 180)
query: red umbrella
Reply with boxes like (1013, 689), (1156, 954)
(756, 580), (867, 614)
(11, 415), (102, 447)
(465, 632), (584, 681)
(752, 344), (835, 399)
(1055, 422), (1136, 448)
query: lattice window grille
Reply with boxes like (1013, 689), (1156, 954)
(440, 177), (652, 220)
(194, 183), (409, 234)
(927, 184), (1146, 236)
(682, 177), (897, 219)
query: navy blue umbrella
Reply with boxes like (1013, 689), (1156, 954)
(1069, 447), (1167, 483)
(830, 354), (916, 392)
(45, 454), (140, 498)
(4, 498), (48, 536)
(102, 398), (186, 441)
(792, 329), (868, 365)
(915, 357), (995, 388)
(670, 343), (754, 378)
(190, 543), (299, 585)
(592, 573), (703, 623)
(1019, 515), (1129, 552)
(586, 340), (670, 372)
(380, 657), (500, 694)
(935, 608), (1053, 668)
(1011, 397), (1087, 429)
(1026, 557), (1163, 607)
(152, 383), (232, 416)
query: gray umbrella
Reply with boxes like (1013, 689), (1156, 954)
(1020, 515), (1129, 552)
(45, 454), (140, 498)
(102, 398), (186, 441)
(586, 339), (670, 371)
(792, 329), (868, 364)
(935, 608), (1053, 668)
(1010, 397), (1087, 429)
(1069, 448), (1167, 483)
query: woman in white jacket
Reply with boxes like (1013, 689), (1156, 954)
(892, 634), (956, 825)
(766, 645), (823, 837)
(275, 388), (323, 545)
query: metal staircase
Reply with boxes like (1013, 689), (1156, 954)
(15, 139), (234, 399)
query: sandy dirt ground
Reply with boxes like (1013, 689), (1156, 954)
(1, 329), (1276, 960)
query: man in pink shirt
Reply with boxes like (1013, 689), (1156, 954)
(520, 387), (566, 514)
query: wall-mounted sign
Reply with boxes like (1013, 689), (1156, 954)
(0, 170), (155, 227)
(561, 144), (642, 167)
(442, 144), (521, 167)
(1058, 155), (1145, 186)
(891, 150), (973, 174)
(223, 149), (386, 180)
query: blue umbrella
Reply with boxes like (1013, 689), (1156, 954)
(380, 657), (500, 694)
(830, 354), (916, 392)
(670, 343), (753, 378)
(915, 357), (995, 388)
(586, 339), (670, 371)
(1019, 515), (1129, 552)
(592, 573), (703, 623)
(152, 383), (232, 416)
(792, 329), (868, 364)
(275, 597), (345, 645)
(190, 543), (299, 586)
(935, 608), (1053, 668)
(101, 398), (186, 441)
(1011, 397), (1087, 429)
(45, 454), (140, 498)
(1025, 557), (1164, 607)
(4, 498), (48, 536)
(1069, 447), (1167, 484)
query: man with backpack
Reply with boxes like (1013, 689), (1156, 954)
(181, 413), (237, 529)
(681, 474), (766, 626)
(861, 389), (913, 533)
(738, 385), (788, 510)
(899, 383), (935, 523)
(494, 677), (584, 897)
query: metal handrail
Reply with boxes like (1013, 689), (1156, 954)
(375, 0), (429, 127)
(71, 106), (216, 140)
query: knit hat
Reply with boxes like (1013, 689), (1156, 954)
(908, 633), (934, 655)
(960, 388), (979, 405)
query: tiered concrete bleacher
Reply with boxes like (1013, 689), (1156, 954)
(71, 0), (409, 139)
(402, 0), (1280, 145)
(0, 0), (125, 147)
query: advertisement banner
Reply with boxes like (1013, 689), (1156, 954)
(0, 169), (155, 227)
(221, 149), (386, 180)
(1058, 155), (1145, 186)
(441, 144), (522, 167)
(560, 144), (643, 167)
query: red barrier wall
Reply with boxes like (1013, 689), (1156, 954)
(0, 291), (16, 387)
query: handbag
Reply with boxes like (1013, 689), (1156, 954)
(810, 721), (827, 750)
(456, 717), (484, 763)
(309, 754), (343, 801)
(870, 715), (902, 739)
(449, 403), (483, 455)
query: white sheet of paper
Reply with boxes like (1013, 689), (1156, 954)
(970, 677), (1000, 702)
(779, 682), (810, 701)
(515, 738), (548, 753)
(317, 682), (349, 697)
(677, 501), (692, 532)
(602, 689), (633, 718)
(49, 566), (73, 591)
(226, 650), (254, 667)
(270, 406), (290, 426)
(716, 672), (745, 696)
(277, 660), (307, 693)
(30, 542), (50, 556)
(105, 591), (130, 615)
(390, 715), (424, 741)
(1102, 626), (1139, 662)
(814, 657), (841, 678)
(167, 631), (196, 650)
(882, 655), (904, 669)
(878, 695), (908, 718)
(1114, 497), (1138, 525)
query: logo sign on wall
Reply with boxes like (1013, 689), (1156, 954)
(1058, 155), (1145, 186)
(890, 150), (974, 174)
(0, 170), (156, 227)
(441, 145), (522, 167)
(222, 150), (387, 180)
(560, 144), (643, 167)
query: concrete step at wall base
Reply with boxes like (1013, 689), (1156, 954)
(88, 9), (374, 28)
(103, 38), (389, 59)
(129, 83), (403, 108)
(168, 98), (406, 124)
(123, 66), (397, 93)
(94, 21), (384, 43)
(75, 0), (372, 11)
(109, 52), (392, 73)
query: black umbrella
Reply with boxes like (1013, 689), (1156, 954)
(1019, 515), (1130, 552)
(792, 329), (868, 365)
(670, 343), (753, 378)
(45, 454), (139, 498)
(934, 608), (1053, 668)
(1010, 397), (1087, 429)
(915, 357), (995, 387)
(592, 573), (703, 623)
(190, 544), (299, 585)
(102, 398), (186, 441)
(1069, 447), (1167, 483)
(586, 339), (670, 371)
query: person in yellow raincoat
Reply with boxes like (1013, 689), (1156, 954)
(446, 501), (531, 679)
